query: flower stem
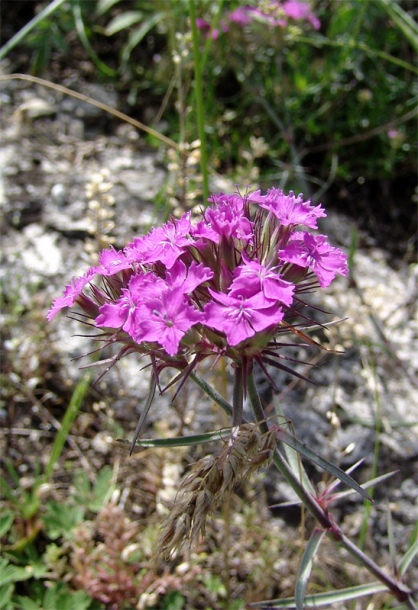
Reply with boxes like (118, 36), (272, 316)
(247, 370), (332, 527)
(189, 0), (209, 201)
(246, 370), (414, 604)
(232, 363), (244, 426)
(339, 532), (414, 605)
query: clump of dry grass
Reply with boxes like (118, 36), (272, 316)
(158, 423), (277, 557)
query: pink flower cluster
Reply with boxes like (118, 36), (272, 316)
(48, 189), (347, 365)
(197, 1), (320, 39)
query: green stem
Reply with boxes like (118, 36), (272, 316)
(200, 0), (225, 71)
(189, 0), (209, 201)
(247, 371), (331, 527)
(340, 533), (414, 604)
(232, 363), (244, 426)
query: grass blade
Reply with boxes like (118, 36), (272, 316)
(72, 0), (117, 77)
(251, 582), (388, 608)
(43, 373), (91, 481)
(129, 373), (157, 454)
(273, 397), (315, 495)
(295, 528), (325, 610)
(398, 527), (418, 576)
(277, 427), (372, 501)
(119, 427), (233, 449)
(376, 0), (418, 52)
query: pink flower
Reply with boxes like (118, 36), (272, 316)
(48, 185), (348, 442)
(282, 1), (320, 30)
(195, 17), (227, 39)
(47, 266), (98, 320)
(248, 188), (326, 229)
(227, 7), (252, 26)
(96, 247), (132, 275)
(49, 188), (347, 365)
(196, 17), (211, 33)
(204, 290), (285, 346)
(128, 213), (192, 269)
(279, 232), (348, 287)
(196, 1), (320, 41)
(95, 273), (165, 336)
(166, 260), (214, 294)
(229, 254), (295, 306)
(202, 194), (253, 242)
(246, 0), (320, 29)
(136, 288), (204, 356)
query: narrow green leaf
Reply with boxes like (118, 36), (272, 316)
(376, 0), (418, 52)
(250, 582), (388, 608)
(44, 373), (91, 482)
(190, 372), (233, 417)
(273, 397), (315, 495)
(331, 470), (396, 501)
(336, 405), (417, 428)
(0, 512), (14, 538)
(121, 11), (166, 69)
(130, 373), (157, 454)
(399, 532), (418, 576)
(295, 528), (325, 610)
(105, 11), (144, 36)
(0, 477), (18, 505)
(0, 0), (67, 61)
(120, 427), (233, 450)
(1, 459), (20, 485)
(96, 0), (124, 17)
(0, 583), (14, 610)
(73, 0), (117, 77)
(276, 427), (372, 501)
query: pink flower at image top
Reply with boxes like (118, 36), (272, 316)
(244, 1), (320, 29)
(48, 188), (347, 372)
(196, 1), (320, 37)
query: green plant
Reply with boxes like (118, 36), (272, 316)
(8, 581), (93, 610)
(0, 371), (92, 605)
(1, 1), (415, 194)
(0, 0), (69, 71)
(46, 177), (417, 609)
(1, 2), (416, 607)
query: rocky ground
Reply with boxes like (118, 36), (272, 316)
(1, 76), (417, 605)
